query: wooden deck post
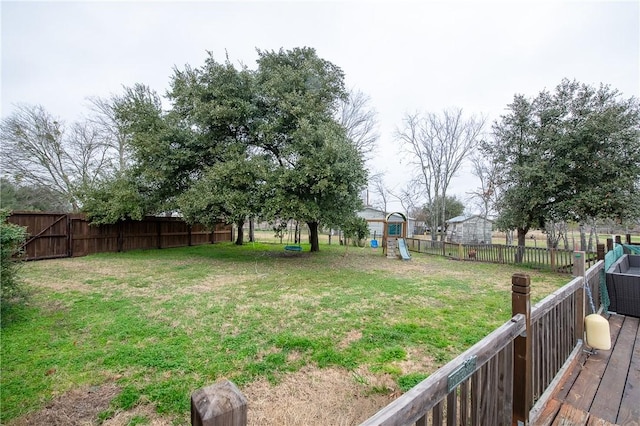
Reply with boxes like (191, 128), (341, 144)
(573, 251), (586, 277)
(512, 273), (532, 426)
(573, 252), (586, 344)
(606, 238), (613, 252)
(597, 244), (605, 261)
(626, 233), (632, 245)
(191, 380), (247, 426)
(615, 235), (622, 245)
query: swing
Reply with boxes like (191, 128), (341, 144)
(584, 276), (611, 351)
(284, 220), (302, 252)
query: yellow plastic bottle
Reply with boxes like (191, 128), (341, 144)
(584, 314), (611, 350)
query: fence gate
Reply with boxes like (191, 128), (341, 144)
(10, 212), (70, 260)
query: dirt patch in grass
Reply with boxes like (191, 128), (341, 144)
(9, 383), (120, 426)
(338, 329), (363, 349)
(244, 365), (395, 425)
(103, 404), (170, 426)
(9, 384), (172, 426)
(9, 367), (394, 426)
(396, 347), (437, 373)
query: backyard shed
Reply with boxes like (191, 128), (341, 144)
(446, 215), (493, 244)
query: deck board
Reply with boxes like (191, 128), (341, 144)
(535, 314), (639, 426)
(589, 317), (637, 422)
(552, 404), (588, 425)
(616, 316), (640, 426)
(564, 315), (624, 411)
(586, 417), (617, 426)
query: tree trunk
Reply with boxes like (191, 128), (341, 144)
(515, 227), (528, 263)
(235, 219), (244, 245)
(441, 197), (446, 242)
(249, 218), (255, 243)
(308, 221), (320, 252)
(505, 230), (514, 245)
(579, 223), (587, 252)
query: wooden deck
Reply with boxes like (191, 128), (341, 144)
(535, 314), (640, 426)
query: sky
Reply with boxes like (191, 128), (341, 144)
(2, 0), (639, 213)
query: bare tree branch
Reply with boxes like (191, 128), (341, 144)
(369, 173), (392, 212)
(467, 149), (500, 218)
(388, 179), (423, 219)
(1, 104), (113, 210)
(396, 108), (485, 240)
(337, 89), (379, 161)
(87, 95), (130, 171)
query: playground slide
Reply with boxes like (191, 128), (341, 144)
(397, 238), (411, 260)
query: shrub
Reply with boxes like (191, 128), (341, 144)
(342, 216), (370, 246)
(1, 209), (28, 311)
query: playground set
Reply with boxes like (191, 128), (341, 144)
(369, 212), (411, 261)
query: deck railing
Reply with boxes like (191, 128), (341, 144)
(358, 254), (604, 426)
(404, 238), (598, 273)
(360, 312), (526, 425)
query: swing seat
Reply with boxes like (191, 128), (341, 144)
(284, 245), (302, 252)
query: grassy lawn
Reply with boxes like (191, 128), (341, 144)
(1, 242), (569, 425)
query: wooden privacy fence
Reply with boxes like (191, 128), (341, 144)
(404, 238), (598, 273)
(8, 211), (233, 261)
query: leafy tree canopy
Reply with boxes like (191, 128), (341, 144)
(82, 47), (368, 252)
(485, 79), (640, 247)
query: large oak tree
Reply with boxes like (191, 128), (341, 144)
(485, 79), (640, 256)
(83, 48), (367, 252)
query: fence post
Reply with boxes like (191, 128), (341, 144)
(573, 252), (586, 343)
(191, 380), (247, 426)
(606, 238), (613, 252)
(66, 214), (72, 257)
(572, 251), (586, 278)
(550, 249), (556, 271)
(615, 235), (622, 245)
(597, 244), (605, 261)
(157, 220), (163, 249)
(117, 221), (124, 253)
(512, 273), (532, 426)
(626, 234), (632, 245)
